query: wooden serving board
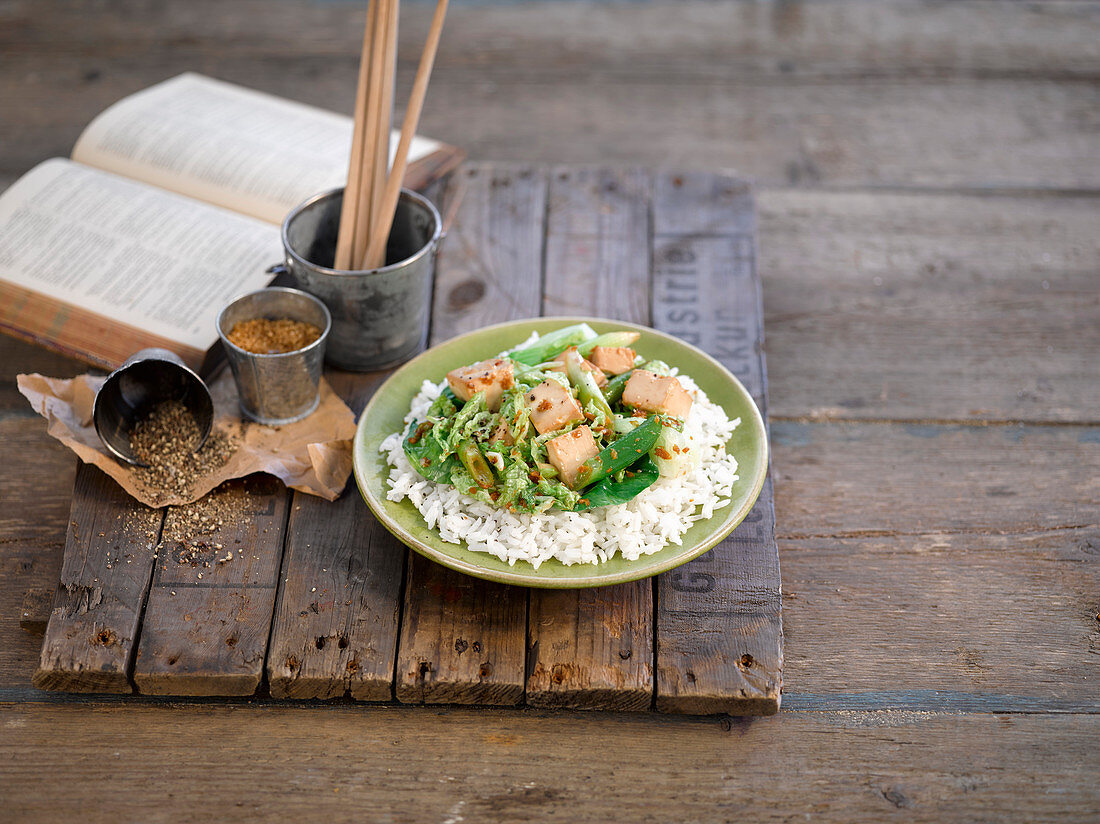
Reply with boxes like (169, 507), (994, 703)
(33, 163), (782, 714)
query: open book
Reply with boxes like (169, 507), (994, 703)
(0, 73), (463, 373)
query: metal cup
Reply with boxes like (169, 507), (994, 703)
(216, 287), (331, 425)
(281, 187), (441, 371)
(93, 348), (215, 466)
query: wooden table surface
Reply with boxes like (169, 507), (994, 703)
(2, 1), (1098, 821)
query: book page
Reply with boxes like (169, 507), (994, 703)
(0, 159), (279, 350)
(72, 73), (443, 224)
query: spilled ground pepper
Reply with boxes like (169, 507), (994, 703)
(129, 401), (238, 504)
(159, 483), (255, 568)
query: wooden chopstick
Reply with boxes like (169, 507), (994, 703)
(352, 0), (392, 269)
(334, 0), (379, 271)
(363, 0), (449, 270)
(371, 0), (402, 260)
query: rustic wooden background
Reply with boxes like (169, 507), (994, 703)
(2, 0), (1098, 820)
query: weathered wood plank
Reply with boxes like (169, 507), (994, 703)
(266, 488), (405, 701)
(267, 371), (404, 701)
(772, 420), (1100, 538)
(18, 588), (51, 635)
(0, 418), (72, 692)
(527, 166), (654, 710)
(768, 418), (1100, 705)
(395, 164), (546, 705)
(429, 165), (547, 341)
(657, 482), (782, 716)
(395, 554), (527, 706)
(4, 703), (1100, 823)
(541, 166), (650, 321)
(760, 189), (1100, 423)
(780, 527), (1100, 705)
(3, 2), (1099, 191)
(33, 465), (161, 693)
(7, 0), (1099, 77)
(651, 171), (783, 714)
(132, 477), (289, 696)
(0, 336), (86, 413)
(527, 585), (653, 712)
(6, 1), (1099, 79)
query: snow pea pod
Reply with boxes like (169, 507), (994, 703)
(574, 416), (662, 488)
(602, 369), (635, 405)
(575, 456), (659, 510)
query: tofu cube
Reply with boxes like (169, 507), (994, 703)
(622, 370), (693, 419)
(488, 419), (514, 446)
(526, 379), (585, 434)
(547, 425), (599, 488)
(590, 346), (636, 375)
(546, 351), (607, 387)
(446, 358), (514, 411)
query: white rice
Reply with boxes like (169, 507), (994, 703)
(380, 368), (740, 568)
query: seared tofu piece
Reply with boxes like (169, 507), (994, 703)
(545, 351), (607, 387)
(526, 379), (585, 434)
(590, 346), (636, 375)
(488, 419), (514, 446)
(547, 425), (599, 488)
(622, 370), (693, 419)
(446, 358), (514, 411)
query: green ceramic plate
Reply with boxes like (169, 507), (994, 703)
(353, 317), (768, 588)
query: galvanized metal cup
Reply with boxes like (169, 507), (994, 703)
(281, 187), (441, 371)
(216, 287), (331, 425)
(93, 348), (215, 466)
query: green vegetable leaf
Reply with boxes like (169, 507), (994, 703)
(439, 386), (461, 408)
(640, 359), (673, 377)
(496, 460), (532, 509)
(403, 419), (461, 484)
(444, 391), (487, 454)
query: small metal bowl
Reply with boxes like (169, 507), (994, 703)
(216, 287), (331, 425)
(93, 349), (214, 467)
(281, 187), (441, 371)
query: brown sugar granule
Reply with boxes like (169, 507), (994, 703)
(226, 317), (321, 354)
(129, 401), (238, 504)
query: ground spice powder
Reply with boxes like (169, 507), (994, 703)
(226, 317), (321, 354)
(160, 483), (255, 569)
(129, 401), (238, 504)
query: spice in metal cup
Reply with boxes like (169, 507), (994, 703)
(93, 348), (215, 467)
(280, 187), (441, 372)
(217, 287), (331, 425)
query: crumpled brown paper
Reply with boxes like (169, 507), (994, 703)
(17, 370), (357, 507)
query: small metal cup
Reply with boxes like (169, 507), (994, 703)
(93, 348), (215, 466)
(281, 187), (441, 371)
(216, 287), (332, 425)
